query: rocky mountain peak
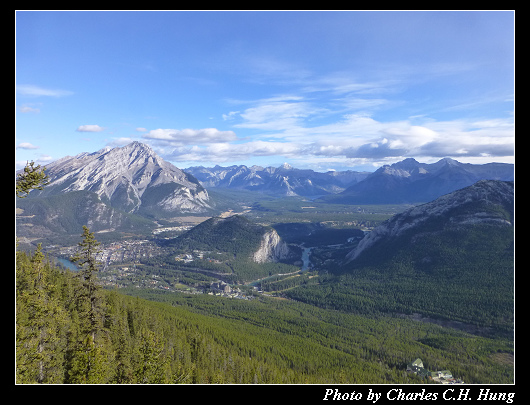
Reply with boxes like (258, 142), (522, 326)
(31, 142), (210, 215)
(278, 162), (293, 171)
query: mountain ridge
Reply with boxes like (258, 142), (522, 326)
(185, 164), (370, 197)
(318, 158), (513, 204)
(22, 141), (211, 215)
(345, 179), (514, 263)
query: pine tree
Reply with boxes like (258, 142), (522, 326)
(16, 160), (49, 198)
(16, 246), (67, 383)
(71, 226), (103, 343)
(67, 226), (111, 383)
(134, 328), (171, 383)
(67, 334), (113, 384)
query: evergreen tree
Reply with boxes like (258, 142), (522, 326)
(134, 328), (171, 383)
(16, 160), (49, 198)
(15, 246), (67, 383)
(67, 334), (113, 384)
(70, 226), (103, 343)
(67, 226), (111, 383)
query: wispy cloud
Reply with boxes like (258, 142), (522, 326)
(16, 85), (73, 97)
(16, 142), (39, 150)
(18, 104), (41, 113)
(143, 128), (238, 146)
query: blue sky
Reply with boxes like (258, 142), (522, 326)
(16, 11), (514, 172)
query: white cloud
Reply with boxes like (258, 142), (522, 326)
(16, 85), (73, 97)
(232, 96), (328, 133)
(162, 140), (301, 163)
(37, 154), (54, 163)
(106, 137), (136, 147)
(18, 105), (40, 113)
(222, 111), (240, 121)
(136, 127), (148, 132)
(16, 142), (39, 150)
(143, 128), (238, 145)
(76, 125), (104, 132)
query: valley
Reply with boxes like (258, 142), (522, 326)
(40, 197), (398, 298)
(15, 144), (514, 384)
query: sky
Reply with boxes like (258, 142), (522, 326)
(16, 10), (514, 172)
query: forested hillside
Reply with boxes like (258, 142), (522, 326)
(16, 245), (514, 384)
(287, 182), (514, 335)
(157, 215), (299, 283)
(166, 215), (264, 256)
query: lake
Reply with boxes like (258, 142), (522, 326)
(55, 257), (79, 271)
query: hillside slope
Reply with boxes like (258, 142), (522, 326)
(288, 180), (514, 333)
(169, 215), (294, 263)
(161, 215), (300, 282)
(346, 179), (514, 263)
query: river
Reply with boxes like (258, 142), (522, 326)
(300, 246), (313, 271)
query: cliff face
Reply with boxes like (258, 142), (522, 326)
(253, 229), (292, 264)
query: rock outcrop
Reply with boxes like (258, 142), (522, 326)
(253, 229), (292, 263)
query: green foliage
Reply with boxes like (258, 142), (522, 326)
(16, 245), (67, 383)
(168, 215), (264, 257)
(16, 190), (156, 240)
(16, 161), (49, 198)
(70, 226), (104, 342)
(16, 243), (514, 384)
(287, 224), (514, 334)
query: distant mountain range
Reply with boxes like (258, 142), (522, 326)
(185, 163), (370, 197)
(16, 142), (514, 244)
(319, 158), (514, 204)
(186, 158), (513, 203)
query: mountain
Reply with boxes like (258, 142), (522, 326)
(185, 164), (369, 197)
(169, 215), (295, 264)
(16, 190), (155, 241)
(23, 142), (211, 216)
(345, 179), (514, 263)
(287, 180), (514, 332)
(320, 158), (514, 204)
